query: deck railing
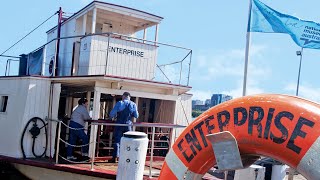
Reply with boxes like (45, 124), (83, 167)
(52, 118), (186, 178)
(1, 32), (192, 86)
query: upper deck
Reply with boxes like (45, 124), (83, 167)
(1, 1), (192, 88)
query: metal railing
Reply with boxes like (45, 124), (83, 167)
(1, 32), (192, 86)
(52, 118), (186, 177)
(0, 56), (19, 76)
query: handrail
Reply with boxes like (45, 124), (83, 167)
(31, 31), (191, 55)
(53, 118), (186, 177)
(86, 120), (187, 129)
(1, 31), (192, 86)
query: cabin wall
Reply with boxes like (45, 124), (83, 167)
(0, 79), (29, 157)
(43, 30), (57, 76)
(46, 83), (61, 157)
(153, 100), (175, 124)
(22, 79), (51, 158)
(172, 94), (192, 143)
(76, 18), (83, 35)
(78, 35), (157, 79)
(44, 19), (77, 76)
(58, 18), (77, 76)
(0, 78), (53, 158)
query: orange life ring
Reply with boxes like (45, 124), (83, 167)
(159, 94), (320, 180)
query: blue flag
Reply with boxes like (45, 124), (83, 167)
(248, 0), (320, 49)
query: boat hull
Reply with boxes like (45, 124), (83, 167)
(13, 163), (113, 180)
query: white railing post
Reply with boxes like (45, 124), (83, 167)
(55, 120), (61, 164)
(90, 123), (97, 170)
(149, 126), (155, 178)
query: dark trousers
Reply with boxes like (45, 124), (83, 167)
(66, 121), (89, 157)
(112, 121), (132, 158)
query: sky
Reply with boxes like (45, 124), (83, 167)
(1, 0), (320, 102)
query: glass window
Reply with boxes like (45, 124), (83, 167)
(0, 96), (8, 112)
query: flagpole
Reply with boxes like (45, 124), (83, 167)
(296, 47), (304, 96)
(242, 0), (253, 96)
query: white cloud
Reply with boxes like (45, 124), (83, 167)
(190, 90), (212, 101)
(191, 44), (269, 100)
(222, 85), (265, 98)
(284, 83), (320, 102)
(195, 44), (270, 80)
(191, 78), (265, 101)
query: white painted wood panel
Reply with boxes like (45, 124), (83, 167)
(172, 94), (192, 143)
(44, 19), (77, 76)
(59, 19), (77, 76)
(22, 79), (51, 158)
(44, 31), (57, 76)
(154, 100), (175, 124)
(78, 35), (157, 80)
(0, 79), (29, 157)
(46, 83), (61, 157)
(0, 78), (54, 158)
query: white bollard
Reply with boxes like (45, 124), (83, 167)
(116, 131), (148, 180)
(271, 165), (287, 180)
(234, 165), (265, 180)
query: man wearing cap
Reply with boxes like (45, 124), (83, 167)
(109, 92), (139, 163)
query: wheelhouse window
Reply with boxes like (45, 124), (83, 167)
(0, 96), (8, 112)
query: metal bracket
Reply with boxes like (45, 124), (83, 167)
(206, 131), (259, 171)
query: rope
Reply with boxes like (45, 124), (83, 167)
(0, 12), (58, 56)
(60, 121), (91, 130)
(59, 138), (92, 148)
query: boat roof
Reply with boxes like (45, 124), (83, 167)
(47, 1), (163, 34)
(0, 75), (191, 97)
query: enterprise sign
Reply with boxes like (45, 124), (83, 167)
(108, 46), (144, 57)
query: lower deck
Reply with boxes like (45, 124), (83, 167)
(0, 154), (223, 180)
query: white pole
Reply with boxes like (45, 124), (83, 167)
(91, 8), (97, 34)
(154, 25), (159, 46)
(296, 47), (304, 96)
(149, 126), (156, 178)
(133, 97), (139, 131)
(143, 28), (147, 43)
(242, 0), (253, 96)
(82, 14), (87, 35)
(55, 121), (61, 164)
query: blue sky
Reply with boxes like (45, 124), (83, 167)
(1, 0), (320, 102)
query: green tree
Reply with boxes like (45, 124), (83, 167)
(192, 110), (203, 118)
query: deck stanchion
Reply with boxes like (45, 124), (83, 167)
(85, 120), (186, 174)
(149, 126), (156, 178)
(90, 124), (96, 170)
(55, 120), (61, 164)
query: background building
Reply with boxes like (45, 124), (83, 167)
(211, 94), (233, 106)
(192, 94), (232, 118)
(205, 99), (211, 106)
(192, 100), (204, 108)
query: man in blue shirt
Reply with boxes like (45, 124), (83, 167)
(109, 92), (139, 163)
